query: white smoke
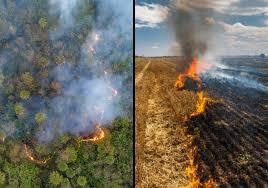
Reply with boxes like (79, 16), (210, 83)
(36, 0), (133, 142)
(49, 0), (78, 28)
(0, 0), (132, 142)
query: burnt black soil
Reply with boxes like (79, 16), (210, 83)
(188, 57), (268, 187)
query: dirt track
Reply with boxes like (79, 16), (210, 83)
(135, 57), (268, 188)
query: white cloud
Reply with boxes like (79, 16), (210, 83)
(264, 19), (268, 26)
(215, 22), (268, 55)
(172, 0), (268, 16)
(219, 22), (268, 39)
(135, 23), (155, 28)
(228, 7), (268, 16)
(152, 45), (159, 49)
(172, 0), (239, 13)
(135, 3), (169, 28)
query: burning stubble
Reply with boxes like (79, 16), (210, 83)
(169, 1), (220, 186)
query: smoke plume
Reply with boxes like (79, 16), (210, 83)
(38, 0), (133, 142)
(0, 0), (133, 142)
(169, 0), (216, 62)
(49, 0), (78, 27)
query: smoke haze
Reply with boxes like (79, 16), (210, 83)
(39, 0), (133, 142)
(0, 0), (133, 142)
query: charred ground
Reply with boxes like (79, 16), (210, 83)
(135, 56), (268, 187)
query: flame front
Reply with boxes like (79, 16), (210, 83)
(175, 58), (218, 187)
(24, 144), (49, 164)
(79, 70), (118, 143)
(175, 58), (202, 90)
(190, 91), (216, 117)
(175, 57), (215, 118)
(79, 125), (105, 142)
(175, 57), (212, 90)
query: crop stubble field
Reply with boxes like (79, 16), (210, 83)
(135, 57), (268, 187)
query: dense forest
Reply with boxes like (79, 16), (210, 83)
(0, 0), (133, 187)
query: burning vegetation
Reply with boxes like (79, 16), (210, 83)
(169, 0), (222, 186)
(135, 0), (267, 186)
(24, 144), (50, 165)
(0, 0), (132, 187)
(175, 58), (202, 90)
(175, 57), (219, 187)
(175, 57), (218, 120)
(79, 125), (105, 142)
(169, 1), (267, 186)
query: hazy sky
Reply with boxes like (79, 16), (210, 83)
(135, 0), (268, 56)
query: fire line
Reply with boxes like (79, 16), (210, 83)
(24, 144), (50, 165)
(175, 57), (218, 187)
(78, 125), (105, 143)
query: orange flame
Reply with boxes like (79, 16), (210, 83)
(175, 58), (216, 119)
(24, 144), (49, 164)
(79, 125), (105, 142)
(204, 179), (217, 188)
(176, 58), (218, 187)
(190, 91), (215, 117)
(185, 141), (218, 188)
(175, 58), (212, 90)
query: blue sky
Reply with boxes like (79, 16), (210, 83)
(135, 0), (268, 56)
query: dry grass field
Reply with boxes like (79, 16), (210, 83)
(135, 57), (268, 187)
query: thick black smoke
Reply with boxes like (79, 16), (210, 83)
(169, 0), (215, 62)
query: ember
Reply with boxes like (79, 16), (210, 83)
(79, 125), (105, 143)
(24, 144), (50, 165)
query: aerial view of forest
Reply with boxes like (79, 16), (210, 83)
(0, 0), (133, 187)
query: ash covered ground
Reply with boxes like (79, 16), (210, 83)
(194, 56), (268, 187)
(135, 56), (268, 187)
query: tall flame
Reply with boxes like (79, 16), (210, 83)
(175, 58), (212, 90)
(175, 57), (218, 187)
(175, 57), (216, 118)
(190, 91), (216, 117)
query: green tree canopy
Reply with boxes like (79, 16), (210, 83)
(19, 90), (30, 100)
(57, 161), (68, 172)
(62, 178), (71, 188)
(0, 73), (5, 86)
(61, 146), (77, 163)
(3, 162), (40, 187)
(35, 112), (47, 124)
(20, 72), (35, 89)
(36, 56), (48, 67)
(38, 18), (47, 30)
(14, 103), (25, 117)
(0, 171), (5, 185)
(65, 168), (76, 178)
(49, 171), (63, 186)
(77, 176), (87, 187)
